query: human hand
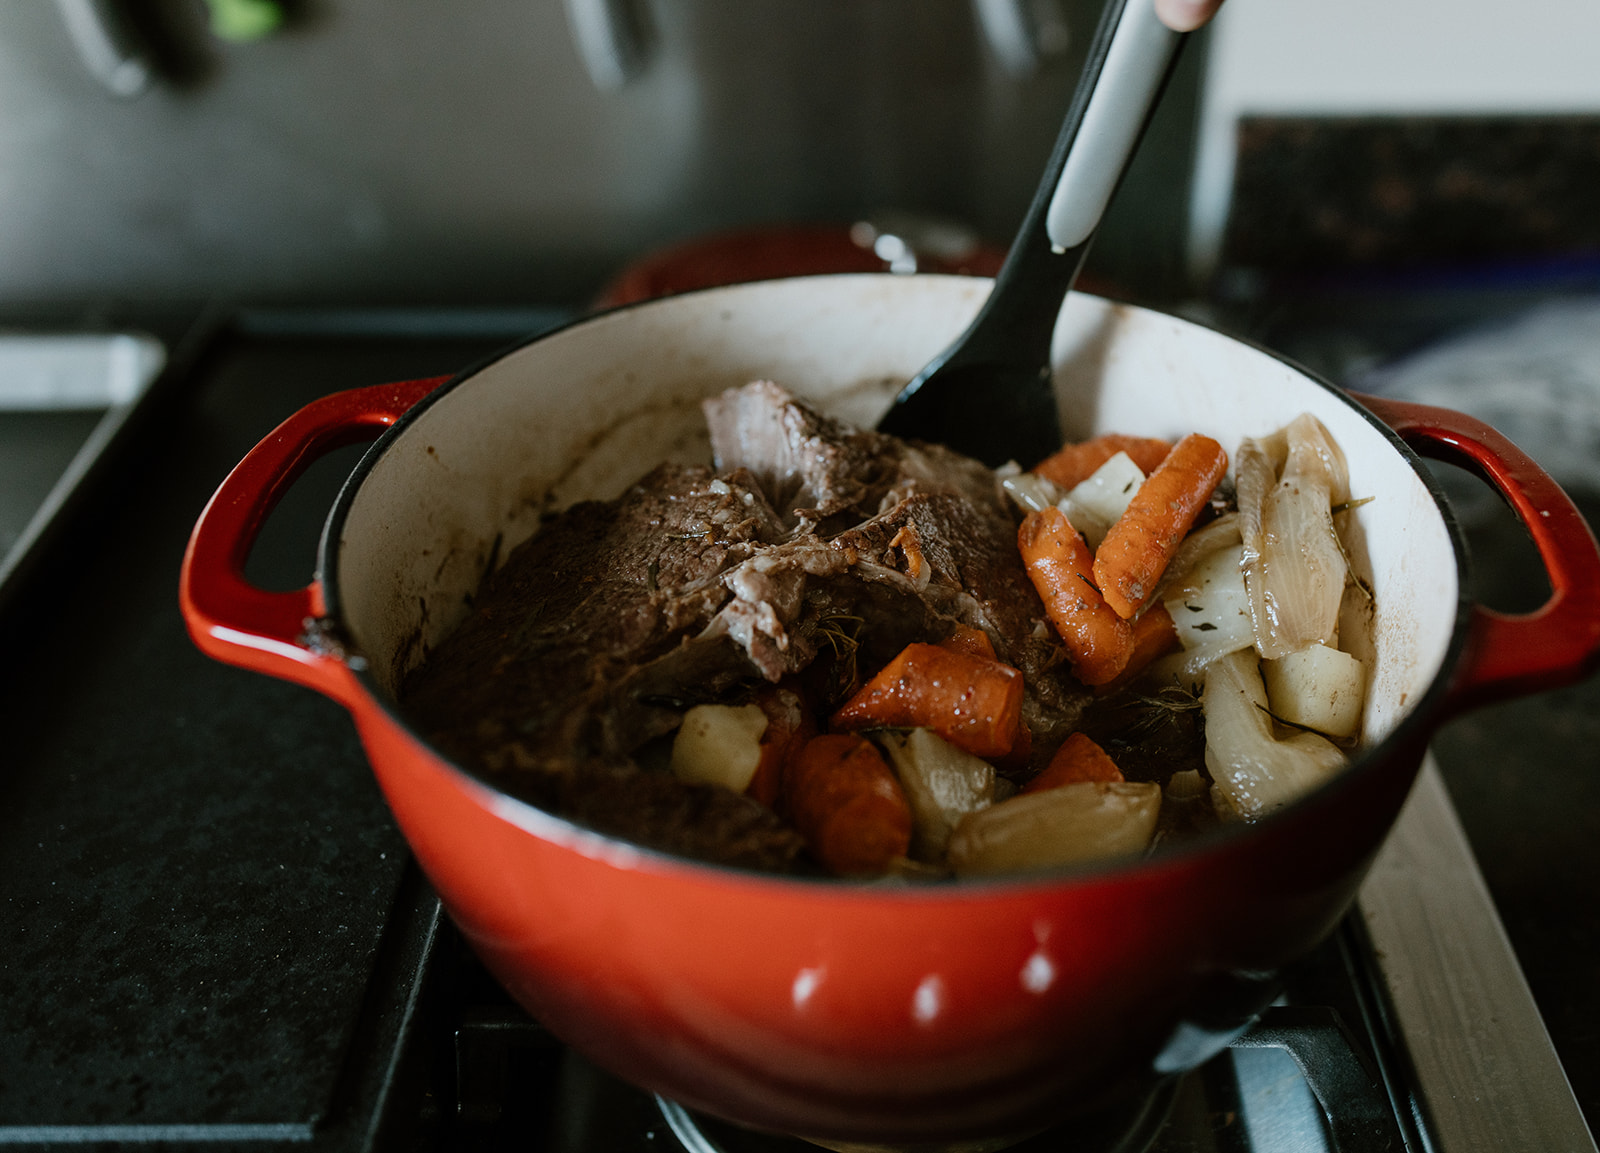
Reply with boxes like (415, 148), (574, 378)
(1153, 0), (1225, 32)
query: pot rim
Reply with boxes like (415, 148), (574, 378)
(317, 273), (1475, 894)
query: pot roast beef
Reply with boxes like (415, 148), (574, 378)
(401, 381), (1094, 870)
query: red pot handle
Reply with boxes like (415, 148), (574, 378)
(1353, 391), (1600, 715)
(179, 377), (448, 707)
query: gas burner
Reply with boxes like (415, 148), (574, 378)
(655, 1082), (1178, 1153)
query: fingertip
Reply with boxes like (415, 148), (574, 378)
(1153, 0), (1223, 33)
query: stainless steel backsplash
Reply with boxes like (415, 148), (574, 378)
(0, 0), (1203, 309)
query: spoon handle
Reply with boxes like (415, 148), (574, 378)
(907, 0), (1185, 392)
(1046, 0), (1184, 252)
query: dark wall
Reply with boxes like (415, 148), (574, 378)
(0, 0), (1204, 309)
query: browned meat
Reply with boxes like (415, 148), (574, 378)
(402, 463), (785, 774)
(703, 379), (1009, 532)
(703, 379), (890, 528)
(831, 493), (1090, 758)
(401, 381), (1095, 868)
(525, 765), (810, 874)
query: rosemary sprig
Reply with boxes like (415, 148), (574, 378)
(1330, 495), (1375, 516)
(814, 612), (864, 661)
(1254, 701), (1358, 748)
(813, 612), (864, 700)
(1327, 499), (1376, 605)
(1121, 681), (1203, 739)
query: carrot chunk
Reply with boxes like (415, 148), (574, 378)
(747, 685), (815, 809)
(784, 734), (912, 875)
(830, 642), (1024, 760)
(1095, 603), (1181, 696)
(1022, 732), (1125, 793)
(1036, 433), (1174, 491)
(1018, 507), (1133, 687)
(1092, 433), (1228, 620)
(999, 718), (1034, 769)
(939, 623), (997, 662)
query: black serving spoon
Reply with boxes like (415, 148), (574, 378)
(876, 0), (1187, 468)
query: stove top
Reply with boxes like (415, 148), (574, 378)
(0, 300), (1593, 1152)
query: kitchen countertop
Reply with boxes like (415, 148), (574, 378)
(0, 313), (530, 1142)
(0, 294), (1594, 1142)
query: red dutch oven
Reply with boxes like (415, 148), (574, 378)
(180, 276), (1600, 1143)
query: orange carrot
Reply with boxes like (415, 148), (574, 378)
(1095, 603), (1181, 696)
(1036, 433), (1174, 491)
(748, 685), (815, 809)
(939, 623), (997, 662)
(1017, 507), (1133, 687)
(1022, 732), (1124, 793)
(1092, 433), (1228, 620)
(829, 642), (1024, 760)
(784, 734), (912, 875)
(997, 717), (1033, 769)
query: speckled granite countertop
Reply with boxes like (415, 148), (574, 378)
(1223, 116), (1600, 275)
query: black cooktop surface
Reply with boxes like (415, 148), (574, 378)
(0, 297), (1594, 1150)
(0, 318), (524, 1144)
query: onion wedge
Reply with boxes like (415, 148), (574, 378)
(1237, 414), (1351, 660)
(1162, 541), (1255, 675)
(1202, 649), (1345, 820)
(876, 728), (995, 861)
(947, 780), (1161, 875)
(1057, 451), (1146, 551)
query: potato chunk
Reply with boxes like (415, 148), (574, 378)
(1262, 644), (1366, 740)
(946, 781), (1161, 876)
(670, 703), (768, 792)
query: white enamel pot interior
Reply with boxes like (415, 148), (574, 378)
(336, 275), (1457, 735)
